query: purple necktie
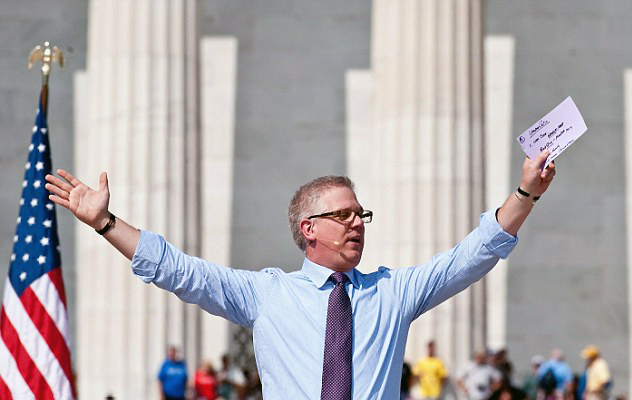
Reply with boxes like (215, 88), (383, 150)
(321, 272), (353, 400)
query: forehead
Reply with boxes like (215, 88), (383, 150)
(315, 185), (361, 210)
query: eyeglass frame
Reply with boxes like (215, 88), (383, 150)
(307, 209), (373, 224)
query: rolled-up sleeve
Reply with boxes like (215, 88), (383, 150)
(131, 230), (166, 282)
(131, 230), (274, 327)
(393, 210), (518, 320)
(478, 209), (518, 259)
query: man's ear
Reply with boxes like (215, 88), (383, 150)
(300, 219), (316, 242)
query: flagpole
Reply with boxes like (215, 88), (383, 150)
(27, 41), (65, 113)
(40, 84), (48, 115)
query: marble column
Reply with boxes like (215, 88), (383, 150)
(199, 36), (238, 369)
(74, 1), (237, 398)
(484, 36), (515, 351)
(346, 0), (488, 371)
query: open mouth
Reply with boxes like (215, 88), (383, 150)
(349, 237), (361, 244)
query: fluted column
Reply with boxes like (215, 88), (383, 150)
(199, 36), (238, 367)
(74, 1), (237, 398)
(346, 0), (486, 371)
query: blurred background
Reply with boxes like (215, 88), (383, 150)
(0, 0), (629, 398)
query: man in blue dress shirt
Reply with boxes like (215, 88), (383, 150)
(45, 151), (556, 399)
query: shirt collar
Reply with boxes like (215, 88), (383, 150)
(301, 258), (359, 289)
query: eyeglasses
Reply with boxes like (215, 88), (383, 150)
(307, 209), (373, 223)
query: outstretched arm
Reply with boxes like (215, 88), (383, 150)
(45, 169), (140, 260)
(47, 169), (271, 326)
(496, 150), (556, 236)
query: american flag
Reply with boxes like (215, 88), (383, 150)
(0, 89), (75, 399)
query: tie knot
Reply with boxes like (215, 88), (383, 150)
(330, 272), (348, 285)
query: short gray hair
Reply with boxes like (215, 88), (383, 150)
(288, 176), (355, 251)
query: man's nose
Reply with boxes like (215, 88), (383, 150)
(350, 212), (364, 228)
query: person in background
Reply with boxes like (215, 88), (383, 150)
(242, 368), (263, 400)
(412, 340), (447, 400)
(193, 361), (217, 400)
(217, 354), (245, 400)
(401, 362), (413, 400)
(568, 374), (581, 400)
(493, 348), (514, 384)
(489, 376), (527, 400)
(536, 349), (573, 400)
(456, 351), (502, 400)
(581, 345), (611, 400)
(577, 362), (588, 400)
(157, 346), (188, 400)
(522, 355), (545, 400)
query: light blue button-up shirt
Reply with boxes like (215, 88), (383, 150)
(131, 210), (517, 399)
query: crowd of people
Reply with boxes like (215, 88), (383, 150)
(117, 340), (616, 400)
(400, 342), (615, 400)
(155, 340), (616, 400)
(157, 346), (262, 400)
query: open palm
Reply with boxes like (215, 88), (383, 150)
(45, 169), (110, 229)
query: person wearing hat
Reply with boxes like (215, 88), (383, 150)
(521, 355), (544, 400)
(581, 345), (611, 400)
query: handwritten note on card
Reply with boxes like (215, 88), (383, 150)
(516, 96), (587, 167)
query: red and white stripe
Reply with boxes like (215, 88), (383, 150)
(0, 336), (31, 399)
(30, 272), (71, 349)
(0, 272), (75, 400)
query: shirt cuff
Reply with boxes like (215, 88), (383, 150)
(479, 209), (518, 259)
(130, 230), (166, 283)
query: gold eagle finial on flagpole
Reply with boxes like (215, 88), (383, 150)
(28, 41), (65, 112)
(27, 41), (65, 86)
